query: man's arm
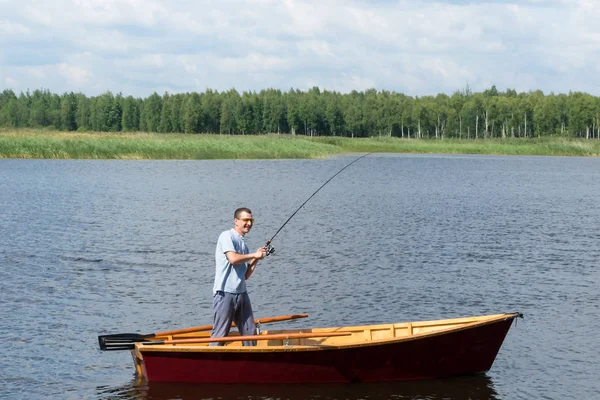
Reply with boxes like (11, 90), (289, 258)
(225, 247), (265, 280)
(226, 251), (261, 265)
(245, 258), (258, 280)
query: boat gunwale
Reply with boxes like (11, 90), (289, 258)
(136, 312), (519, 354)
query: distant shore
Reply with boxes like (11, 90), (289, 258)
(1, 130), (599, 159)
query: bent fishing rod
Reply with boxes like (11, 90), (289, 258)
(263, 153), (371, 256)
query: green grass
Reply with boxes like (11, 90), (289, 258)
(312, 136), (600, 157)
(0, 130), (340, 159)
(0, 129), (599, 159)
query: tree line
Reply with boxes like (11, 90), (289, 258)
(1, 85), (600, 139)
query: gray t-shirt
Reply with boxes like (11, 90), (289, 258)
(213, 228), (249, 295)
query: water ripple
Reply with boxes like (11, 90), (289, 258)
(1, 156), (599, 399)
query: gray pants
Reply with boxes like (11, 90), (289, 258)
(210, 291), (257, 346)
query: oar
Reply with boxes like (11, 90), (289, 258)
(98, 313), (308, 351)
(105, 331), (351, 351)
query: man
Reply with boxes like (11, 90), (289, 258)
(210, 207), (266, 346)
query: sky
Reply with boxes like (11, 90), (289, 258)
(1, 0), (599, 98)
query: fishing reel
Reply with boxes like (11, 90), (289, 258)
(264, 241), (275, 257)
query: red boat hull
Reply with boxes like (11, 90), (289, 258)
(140, 317), (515, 383)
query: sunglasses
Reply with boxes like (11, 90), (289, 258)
(238, 218), (254, 224)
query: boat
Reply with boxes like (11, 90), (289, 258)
(98, 312), (522, 383)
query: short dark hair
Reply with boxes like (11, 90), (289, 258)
(234, 207), (252, 219)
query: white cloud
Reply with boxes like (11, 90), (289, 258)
(0, 0), (599, 97)
(335, 74), (377, 93)
(22, 4), (53, 26)
(22, 66), (47, 80)
(5, 76), (18, 87)
(58, 64), (91, 85)
(296, 41), (335, 58)
(0, 19), (30, 35)
(22, 0), (168, 27)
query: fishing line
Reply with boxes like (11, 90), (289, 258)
(264, 152), (372, 255)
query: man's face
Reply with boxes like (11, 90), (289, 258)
(234, 211), (254, 236)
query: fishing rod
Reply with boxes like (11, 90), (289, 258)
(263, 153), (372, 256)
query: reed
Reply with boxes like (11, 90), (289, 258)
(1, 130), (598, 159)
(312, 136), (600, 157)
(0, 130), (339, 159)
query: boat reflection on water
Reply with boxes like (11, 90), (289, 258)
(97, 374), (499, 400)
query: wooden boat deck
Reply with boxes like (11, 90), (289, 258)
(136, 313), (514, 353)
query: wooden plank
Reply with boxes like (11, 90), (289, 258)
(139, 331), (351, 347)
(410, 314), (505, 328)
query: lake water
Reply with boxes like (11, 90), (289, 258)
(1, 154), (599, 400)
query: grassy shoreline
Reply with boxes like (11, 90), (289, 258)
(1, 129), (599, 159)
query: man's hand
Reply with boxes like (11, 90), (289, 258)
(246, 247), (266, 280)
(253, 247), (267, 260)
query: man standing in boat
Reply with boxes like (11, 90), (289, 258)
(210, 207), (267, 346)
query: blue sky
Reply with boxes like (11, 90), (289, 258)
(1, 0), (598, 98)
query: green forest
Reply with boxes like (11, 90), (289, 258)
(1, 85), (600, 139)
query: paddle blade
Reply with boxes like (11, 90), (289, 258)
(98, 313), (310, 351)
(98, 333), (154, 351)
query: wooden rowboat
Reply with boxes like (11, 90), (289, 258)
(104, 312), (521, 383)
